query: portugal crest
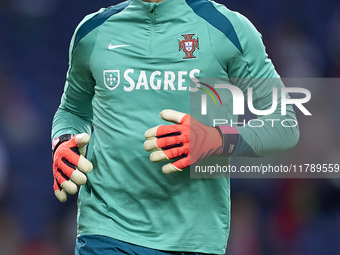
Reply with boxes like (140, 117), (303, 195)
(103, 70), (120, 90)
(179, 34), (199, 59)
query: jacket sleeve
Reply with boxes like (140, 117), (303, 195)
(216, 10), (300, 157)
(51, 13), (98, 142)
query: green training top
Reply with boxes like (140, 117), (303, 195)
(52, 0), (299, 254)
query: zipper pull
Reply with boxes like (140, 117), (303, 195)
(149, 3), (156, 13)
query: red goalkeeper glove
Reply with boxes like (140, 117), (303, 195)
(144, 110), (223, 174)
(52, 133), (93, 202)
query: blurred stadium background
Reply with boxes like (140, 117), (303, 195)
(0, 0), (340, 254)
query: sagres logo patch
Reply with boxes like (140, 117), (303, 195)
(179, 34), (199, 59)
(104, 70), (120, 90)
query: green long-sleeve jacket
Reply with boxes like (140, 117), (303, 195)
(52, 0), (299, 253)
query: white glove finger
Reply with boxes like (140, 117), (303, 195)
(143, 138), (159, 151)
(75, 133), (91, 147)
(77, 155), (93, 173)
(144, 126), (160, 139)
(61, 180), (78, 195)
(150, 150), (169, 162)
(160, 109), (186, 124)
(162, 163), (182, 174)
(78, 146), (87, 157)
(54, 189), (67, 203)
(70, 169), (87, 185)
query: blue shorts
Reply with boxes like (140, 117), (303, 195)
(75, 235), (215, 255)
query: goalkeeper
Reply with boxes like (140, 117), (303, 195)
(51, 0), (299, 254)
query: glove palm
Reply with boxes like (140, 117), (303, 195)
(144, 110), (222, 174)
(52, 133), (93, 202)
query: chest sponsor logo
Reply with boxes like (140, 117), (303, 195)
(179, 34), (199, 59)
(103, 70), (120, 90)
(102, 69), (200, 92)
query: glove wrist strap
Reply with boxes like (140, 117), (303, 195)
(215, 126), (239, 157)
(52, 134), (74, 158)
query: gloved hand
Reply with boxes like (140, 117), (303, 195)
(52, 133), (93, 202)
(144, 110), (223, 174)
